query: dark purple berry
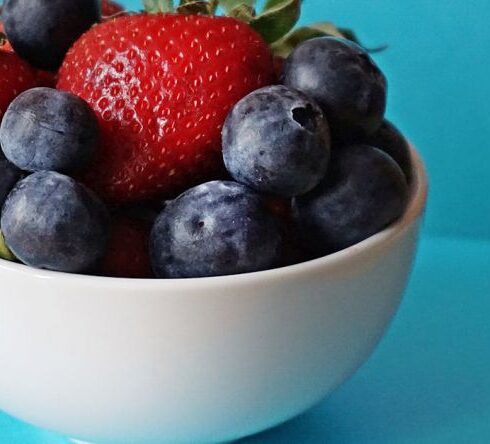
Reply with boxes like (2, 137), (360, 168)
(364, 120), (412, 181)
(0, 87), (98, 174)
(222, 85), (331, 197)
(150, 181), (283, 278)
(293, 144), (409, 255)
(2, 0), (100, 71)
(1, 171), (109, 273)
(282, 37), (387, 140)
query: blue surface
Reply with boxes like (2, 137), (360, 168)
(2, 0), (490, 442)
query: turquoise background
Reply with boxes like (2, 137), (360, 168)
(2, 0), (490, 443)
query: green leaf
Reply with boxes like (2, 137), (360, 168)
(228, 4), (255, 22)
(250, 0), (300, 44)
(263, 0), (288, 8)
(338, 27), (388, 53)
(0, 231), (16, 262)
(220, 0), (255, 13)
(270, 22), (385, 58)
(208, 0), (219, 14)
(143, 0), (174, 13)
(176, 0), (212, 14)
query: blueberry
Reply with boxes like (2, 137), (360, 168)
(364, 120), (412, 181)
(222, 85), (331, 197)
(282, 37), (387, 140)
(293, 145), (409, 255)
(0, 88), (98, 174)
(1, 171), (109, 273)
(150, 181), (283, 278)
(2, 0), (100, 71)
(0, 152), (22, 207)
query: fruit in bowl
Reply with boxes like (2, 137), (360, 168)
(0, 0), (428, 442)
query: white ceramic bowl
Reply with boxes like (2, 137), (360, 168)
(0, 146), (427, 444)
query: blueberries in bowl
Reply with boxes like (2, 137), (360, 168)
(0, 88), (99, 174)
(0, 4), (415, 279)
(222, 85), (331, 197)
(282, 37), (387, 140)
(150, 181), (283, 278)
(1, 171), (109, 273)
(293, 145), (409, 256)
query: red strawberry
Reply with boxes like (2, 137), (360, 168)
(0, 22), (14, 53)
(57, 13), (274, 203)
(100, 216), (152, 278)
(101, 0), (124, 17)
(0, 51), (38, 118)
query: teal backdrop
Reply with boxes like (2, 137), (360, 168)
(1, 1), (489, 443)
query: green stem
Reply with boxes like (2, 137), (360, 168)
(143, 0), (174, 13)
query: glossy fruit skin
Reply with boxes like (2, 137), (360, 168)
(100, 216), (152, 278)
(1, 171), (109, 273)
(150, 181), (283, 278)
(364, 119), (412, 181)
(282, 37), (387, 140)
(0, 51), (38, 118)
(222, 85), (331, 197)
(2, 0), (100, 71)
(293, 144), (408, 256)
(0, 152), (21, 207)
(57, 13), (275, 204)
(0, 87), (98, 173)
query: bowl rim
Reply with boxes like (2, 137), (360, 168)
(0, 145), (428, 289)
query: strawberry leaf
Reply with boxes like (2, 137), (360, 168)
(208, 0), (219, 14)
(228, 4), (255, 22)
(271, 22), (386, 57)
(250, 0), (300, 44)
(220, 0), (255, 13)
(143, 0), (174, 13)
(177, 0), (212, 14)
(0, 231), (16, 262)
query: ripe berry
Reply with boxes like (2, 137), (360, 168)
(293, 144), (409, 255)
(282, 37), (387, 140)
(57, 14), (274, 203)
(2, 0), (100, 71)
(0, 87), (98, 173)
(223, 85), (331, 197)
(364, 119), (412, 181)
(1, 172), (109, 273)
(150, 181), (283, 278)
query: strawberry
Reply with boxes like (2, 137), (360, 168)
(0, 51), (38, 118)
(57, 13), (274, 203)
(100, 215), (152, 278)
(0, 22), (14, 53)
(101, 0), (124, 17)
